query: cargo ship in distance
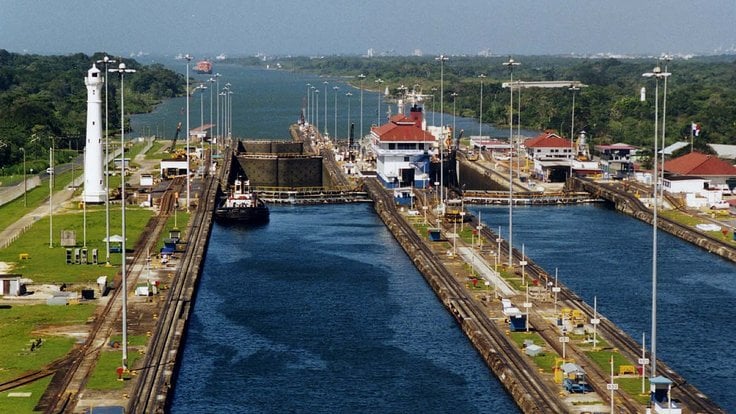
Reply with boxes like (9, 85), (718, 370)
(193, 60), (213, 74)
(214, 178), (269, 224)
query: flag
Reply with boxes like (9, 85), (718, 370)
(692, 122), (701, 136)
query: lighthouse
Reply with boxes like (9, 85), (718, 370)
(83, 64), (106, 203)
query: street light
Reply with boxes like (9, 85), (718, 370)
(208, 77), (216, 158)
(451, 92), (459, 141)
(503, 57), (520, 268)
(306, 83), (312, 126)
(20, 147), (26, 207)
(569, 84), (580, 178)
(323, 81), (329, 137)
(109, 61), (136, 371)
(96, 55), (116, 264)
(642, 63), (669, 377)
(213, 73), (221, 151)
(478, 74), (486, 138)
(430, 87), (437, 127)
(194, 84), (207, 166)
(183, 54), (193, 211)
(659, 55), (672, 202)
(346, 92), (353, 147)
(358, 74), (365, 141)
(333, 85), (339, 146)
(436, 54), (449, 214)
(375, 78), (384, 125)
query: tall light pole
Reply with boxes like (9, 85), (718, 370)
(346, 92), (353, 147)
(436, 54), (448, 214)
(208, 77), (216, 158)
(503, 57), (520, 267)
(478, 73), (486, 138)
(306, 83), (311, 126)
(48, 139), (54, 248)
(642, 63), (669, 377)
(569, 84), (580, 178)
(213, 73), (221, 151)
(315, 89), (320, 135)
(109, 61), (136, 371)
(96, 55), (116, 264)
(333, 85), (339, 146)
(375, 78), (384, 125)
(194, 84), (207, 162)
(451, 92), (459, 140)
(358, 74), (365, 140)
(430, 87), (437, 127)
(219, 90), (226, 146)
(660, 55), (672, 202)
(225, 83), (232, 144)
(183, 54), (192, 211)
(21, 147), (26, 207)
(323, 81), (329, 136)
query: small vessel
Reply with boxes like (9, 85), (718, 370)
(214, 178), (269, 224)
(193, 60), (213, 74)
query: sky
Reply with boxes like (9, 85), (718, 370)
(1, 0), (735, 58)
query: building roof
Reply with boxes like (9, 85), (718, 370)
(595, 143), (638, 151)
(372, 114), (436, 142)
(524, 131), (572, 149)
(662, 141), (689, 155)
(708, 143), (736, 160)
(664, 151), (736, 176)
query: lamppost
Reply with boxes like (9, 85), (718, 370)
(183, 54), (192, 211)
(20, 147), (26, 207)
(208, 77), (216, 158)
(451, 92), (459, 141)
(194, 84), (207, 165)
(315, 89), (320, 136)
(503, 57), (520, 268)
(225, 83), (232, 143)
(323, 81), (329, 137)
(108, 61), (136, 371)
(375, 78), (384, 125)
(569, 84), (580, 178)
(219, 90), (226, 146)
(642, 63), (669, 377)
(333, 85), (339, 146)
(306, 83), (311, 126)
(346, 92), (353, 147)
(478, 73), (486, 138)
(213, 73), (221, 150)
(430, 87), (437, 127)
(96, 55), (116, 264)
(358, 74), (365, 140)
(311, 86), (317, 132)
(659, 55), (672, 202)
(436, 54), (449, 214)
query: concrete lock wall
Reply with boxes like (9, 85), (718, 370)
(277, 158), (322, 187)
(241, 141), (304, 155)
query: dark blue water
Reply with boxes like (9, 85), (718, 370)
(170, 204), (518, 413)
(475, 203), (736, 412)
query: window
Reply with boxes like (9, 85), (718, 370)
(404, 156), (410, 162)
(389, 143), (396, 149)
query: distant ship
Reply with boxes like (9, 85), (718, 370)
(214, 178), (269, 224)
(193, 60), (213, 74)
(215, 53), (227, 61)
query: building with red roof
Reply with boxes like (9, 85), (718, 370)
(523, 131), (576, 182)
(371, 104), (436, 189)
(663, 151), (736, 187)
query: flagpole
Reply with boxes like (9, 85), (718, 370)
(691, 123), (694, 153)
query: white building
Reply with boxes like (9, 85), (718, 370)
(370, 104), (435, 189)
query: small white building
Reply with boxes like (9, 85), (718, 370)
(0, 276), (26, 296)
(524, 131), (574, 182)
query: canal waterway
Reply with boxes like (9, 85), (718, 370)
(132, 61), (736, 412)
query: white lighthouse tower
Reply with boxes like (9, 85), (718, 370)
(83, 64), (106, 203)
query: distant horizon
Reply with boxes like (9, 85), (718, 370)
(2, 0), (734, 61)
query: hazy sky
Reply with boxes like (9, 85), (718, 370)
(2, 0), (735, 57)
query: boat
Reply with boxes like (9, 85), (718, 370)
(193, 60), (213, 74)
(214, 178), (269, 224)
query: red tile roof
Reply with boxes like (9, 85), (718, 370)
(664, 151), (736, 176)
(524, 131), (572, 148)
(372, 114), (435, 142)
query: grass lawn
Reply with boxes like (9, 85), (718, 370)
(0, 303), (95, 383)
(85, 348), (143, 390)
(0, 376), (52, 414)
(0, 207), (154, 284)
(509, 331), (559, 372)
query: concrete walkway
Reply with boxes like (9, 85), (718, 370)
(457, 246), (516, 297)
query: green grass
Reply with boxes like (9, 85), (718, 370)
(85, 349), (143, 390)
(144, 141), (167, 160)
(0, 207), (154, 283)
(585, 349), (632, 374)
(109, 334), (149, 348)
(0, 303), (95, 382)
(509, 331), (559, 372)
(617, 377), (651, 404)
(0, 376), (52, 413)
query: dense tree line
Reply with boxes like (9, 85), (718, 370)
(264, 55), (736, 152)
(0, 50), (184, 175)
